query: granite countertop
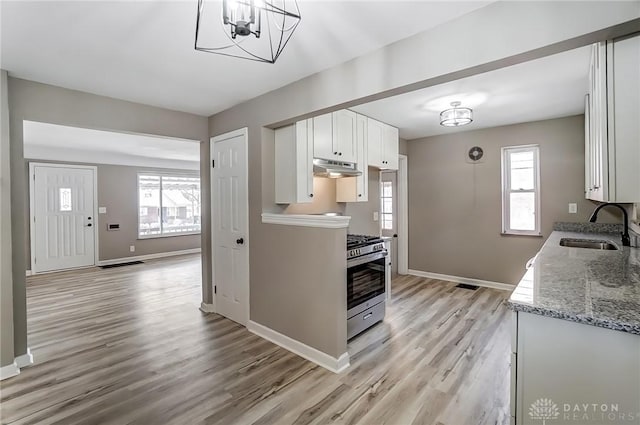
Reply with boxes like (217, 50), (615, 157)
(508, 227), (640, 335)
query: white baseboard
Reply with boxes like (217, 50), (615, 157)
(97, 248), (201, 266)
(25, 270), (33, 277)
(15, 348), (34, 368)
(200, 302), (215, 313)
(248, 320), (350, 374)
(408, 269), (514, 291)
(0, 362), (20, 380)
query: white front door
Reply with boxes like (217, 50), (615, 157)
(211, 129), (249, 326)
(31, 164), (96, 273)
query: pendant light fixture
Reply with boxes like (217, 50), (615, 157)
(440, 101), (473, 127)
(195, 0), (301, 64)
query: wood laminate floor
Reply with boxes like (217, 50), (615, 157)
(0, 255), (512, 425)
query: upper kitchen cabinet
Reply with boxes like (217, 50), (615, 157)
(337, 113), (368, 202)
(275, 121), (314, 204)
(367, 118), (399, 170)
(585, 35), (640, 202)
(312, 110), (357, 163)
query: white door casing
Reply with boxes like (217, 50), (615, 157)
(210, 128), (250, 326)
(29, 163), (97, 273)
(397, 154), (408, 275)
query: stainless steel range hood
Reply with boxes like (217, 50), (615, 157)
(313, 158), (362, 178)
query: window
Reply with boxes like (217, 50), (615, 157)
(502, 145), (540, 235)
(138, 174), (201, 238)
(381, 180), (393, 230)
(59, 188), (72, 211)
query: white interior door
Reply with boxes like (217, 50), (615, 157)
(31, 164), (96, 273)
(211, 129), (249, 326)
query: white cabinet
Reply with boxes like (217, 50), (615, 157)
(336, 113), (368, 202)
(367, 118), (399, 170)
(585, 35), (640, 202)
(312, 110), (357, 163)
(333, 110), (357, 163)
(512, 312), (640, 424)
(312, 113), (333, 161)
(275, 121), (314, 204)
(383, 125), (399, 170)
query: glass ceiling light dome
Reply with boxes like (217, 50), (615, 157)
(440, 101), (473, 127)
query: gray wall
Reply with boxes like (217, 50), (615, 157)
(407, 115), (621, 285)
(251, 224), (347, 358)
(1, 70), (15, 368)
(6, 77), (209, 363)
(23, 161), (200, 264)
(207, 3), (638, 359)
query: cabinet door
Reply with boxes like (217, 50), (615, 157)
(609, 34), (640, 202)
(383, 124), (399, 170)
(336, 113), (368, 202)
(296, 120), (314, 202)
(332, 110), (357, 163)
(275, 123), (313, 204)
(312, 113), (334, 161)
(584, 94), (591, 198)
(588, 42), (609, 202)
(367, 118), (384, 168)
(355, 114), (368, 201)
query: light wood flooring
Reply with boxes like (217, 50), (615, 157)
(0, 255), (512, 425)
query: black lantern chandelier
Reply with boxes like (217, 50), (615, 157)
(195, 0), (301, 64)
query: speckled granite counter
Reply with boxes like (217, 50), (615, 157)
(508, 230), (640, 335)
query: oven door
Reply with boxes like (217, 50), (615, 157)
(347, 250), (387, 318)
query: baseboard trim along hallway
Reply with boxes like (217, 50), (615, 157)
(247, 320), (350, 374)
(200, 302), (215, 313)
(96, 248), (201, 267)
(408, 269), (514, 291)
(0, 362), (20, 381)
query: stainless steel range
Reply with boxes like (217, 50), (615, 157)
(347, 234), (387, 339)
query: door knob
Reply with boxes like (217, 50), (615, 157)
(236, 237), (244, 245)
(87, 223), (92, 227)
(88, 217), (92, 220)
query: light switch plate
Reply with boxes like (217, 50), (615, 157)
(569, 203), (577, 214)
(99, 207), (107, 214)
(130, 245), (135, 252)
(373, 212), (379, 222)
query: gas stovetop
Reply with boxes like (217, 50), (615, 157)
(347, 234), (383, 249)
(347, 234), (385, 259)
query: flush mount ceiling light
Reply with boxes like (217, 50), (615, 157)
(439, 101), (473, 127)
(195, 0), (301, 64)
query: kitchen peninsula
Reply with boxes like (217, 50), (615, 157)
(508, 223), (640, 424)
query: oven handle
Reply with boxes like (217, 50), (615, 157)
(347, 250), (388, 268)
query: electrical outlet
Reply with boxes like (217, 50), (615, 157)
(373, 212), (379, 222)
(569, 203), (577, 214)
(130, 245), (135, 253)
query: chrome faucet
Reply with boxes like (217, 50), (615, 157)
(588, 203), (630, 247)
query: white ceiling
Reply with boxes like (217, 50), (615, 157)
(0, 1), (492, 117)
(352, 46), (591, 140)
(23, 121), (201, 170)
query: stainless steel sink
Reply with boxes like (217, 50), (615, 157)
(559, 238), (618, 250)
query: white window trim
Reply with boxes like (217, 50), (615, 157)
(501, 144), (541, 236)
(137, 172), (201, 239)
